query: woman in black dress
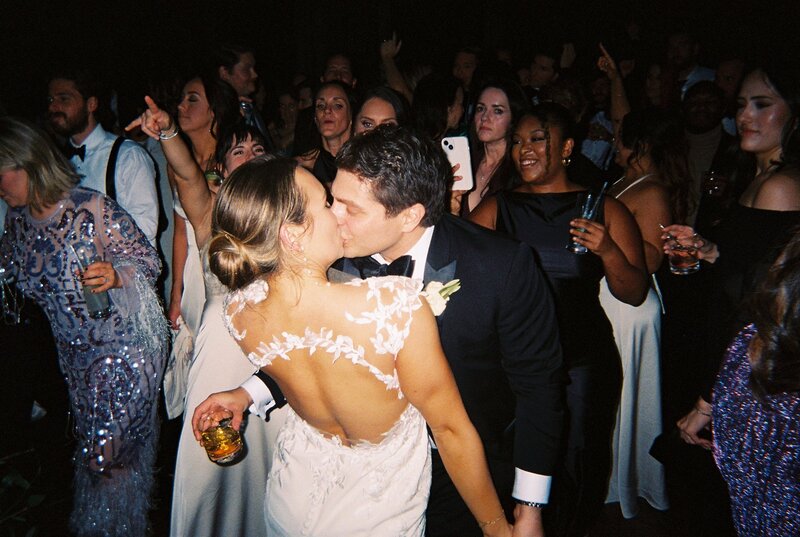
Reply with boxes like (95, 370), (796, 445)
(470, 103), (647, 537)
(295, 81), (356, 186)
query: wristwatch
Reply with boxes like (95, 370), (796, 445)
(514, 499), (546, 509)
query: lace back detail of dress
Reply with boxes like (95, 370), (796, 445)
(223, 276), (423, 397)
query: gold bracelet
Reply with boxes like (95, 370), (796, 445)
(478, 513), (505, 529)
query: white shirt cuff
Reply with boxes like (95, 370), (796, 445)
(512, 468), (551, 504)
(241, 375), (275, 419)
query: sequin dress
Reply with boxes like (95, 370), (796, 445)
(713, 324), (800, 536)
(0, 187), (168, 537)
(224, 276), (432, 536)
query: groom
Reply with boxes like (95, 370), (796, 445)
(246, 125), (563, 535)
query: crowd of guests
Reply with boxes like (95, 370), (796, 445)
(1, 20), (799, 537)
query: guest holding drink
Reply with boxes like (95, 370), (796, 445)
(470, 103), (647, 536)
(599, 107), (693, 517)
(0, 117), (167, 536)
(664, 62), (800, 450)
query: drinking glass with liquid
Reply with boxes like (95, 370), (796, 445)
(69, 240), (112, 319)
(199, 411), (243, 464)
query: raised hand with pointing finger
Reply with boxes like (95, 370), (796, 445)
(125, 96), (176, 140)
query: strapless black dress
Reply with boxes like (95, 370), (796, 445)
(495, 190), (622, 537)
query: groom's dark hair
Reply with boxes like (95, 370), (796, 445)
(336, 124), (450, 227)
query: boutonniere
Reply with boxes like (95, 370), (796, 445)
(422, 279), (461, 316)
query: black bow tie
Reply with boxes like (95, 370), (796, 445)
(64, 144), (86, 161)
(353, 255), (415, 279)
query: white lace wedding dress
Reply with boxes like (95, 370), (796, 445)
(225, 276), (432, 537)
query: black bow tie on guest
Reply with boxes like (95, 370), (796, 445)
(63, 144), (86, 161)
(354, 255), (415, 278)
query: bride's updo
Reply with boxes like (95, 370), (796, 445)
(209, 157), (307, 290)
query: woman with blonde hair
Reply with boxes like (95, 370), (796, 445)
(0, 116), (167, 536)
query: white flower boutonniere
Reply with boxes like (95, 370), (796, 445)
(422, 279), (461, 316)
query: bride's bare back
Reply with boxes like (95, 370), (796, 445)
(226, 275), (428, 445)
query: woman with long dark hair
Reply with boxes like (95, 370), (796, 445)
(713, 229), (800, 535)
(411, 72), (464, 141)
(295, 80), (356, 185)
(600, 107), (693, 517)
(464, 79), (529, 214)
(665, 62), (800, 447)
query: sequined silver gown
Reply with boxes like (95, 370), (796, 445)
(1, 188), (168, 537)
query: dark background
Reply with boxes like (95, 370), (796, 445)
(1, 0), (798, 120)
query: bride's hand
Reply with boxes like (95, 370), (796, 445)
(191, 387), (251, 441)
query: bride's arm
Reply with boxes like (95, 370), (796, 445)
(397, 302), (512, 537)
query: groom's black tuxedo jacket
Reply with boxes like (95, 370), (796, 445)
(333, 214), (563, 476)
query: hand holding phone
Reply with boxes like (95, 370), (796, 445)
(442, 136), (474, 191)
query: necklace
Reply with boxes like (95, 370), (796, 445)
(478, 158), (501, 184)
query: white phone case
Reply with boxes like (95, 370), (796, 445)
(442, 136), (474, 191)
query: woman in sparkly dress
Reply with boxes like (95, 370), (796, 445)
(0, 117), (167, 536)
(713, 231), (800, 536)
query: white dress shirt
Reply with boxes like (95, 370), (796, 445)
(68, 124), (159, 245)
(242, 223), (551, 503)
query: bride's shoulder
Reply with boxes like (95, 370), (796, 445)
(223, 278), (270, 341)
(345, 276), (423, 296)
(343, 276), (424, 311)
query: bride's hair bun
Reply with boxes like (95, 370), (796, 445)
(208, 157), (306, 290)
(208, 230), (259, 290)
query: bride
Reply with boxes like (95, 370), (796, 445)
(192, 157), (512, 537)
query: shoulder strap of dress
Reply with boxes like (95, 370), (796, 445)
(615, 173), (654, 199)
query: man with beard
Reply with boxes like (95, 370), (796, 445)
(47, 70), (159, 244)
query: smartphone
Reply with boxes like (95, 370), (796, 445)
(442, 136), (474, 191)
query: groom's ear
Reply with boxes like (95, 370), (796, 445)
(399, 203), (426, 233)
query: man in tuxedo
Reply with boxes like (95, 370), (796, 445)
(239, 125), (563, 535)
(47, 69), (159, 245)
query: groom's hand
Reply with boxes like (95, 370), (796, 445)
(191, 387), (252, 441)
(512, 504), (545, 537)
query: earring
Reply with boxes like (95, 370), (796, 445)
(562, 156), (572, 167)
(302, 256), (313, 276)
